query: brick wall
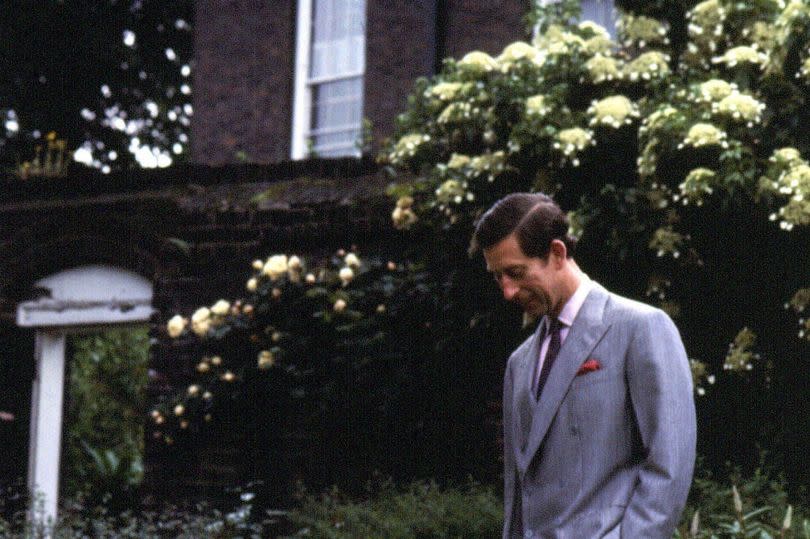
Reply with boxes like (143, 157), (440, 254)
(191, 0), (296, 165)
(191, 0), (528, 163)
(442, 0), (529, 59)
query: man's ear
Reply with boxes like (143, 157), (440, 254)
(549, 239), (568, 266)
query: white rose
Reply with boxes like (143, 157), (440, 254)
(191, 307), (211, 323)
(263, 254), (289, 280)
(210, 299), (230, 316)
(191, 318), (211, 337)
(344, 253), (360, 268)
(166, 315), (187, 338)
(288, 255), (302, 270)
(257, 350), (275, 369)
(339, 266), (355, 286)
(246, 277), (258, 292)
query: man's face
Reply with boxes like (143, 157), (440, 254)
(483, 234), (562, 317)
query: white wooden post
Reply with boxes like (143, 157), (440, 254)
(27, 330), (66, 532)
(16, 264), (155, 536)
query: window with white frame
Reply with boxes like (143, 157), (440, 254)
(292, 0), (367, 159)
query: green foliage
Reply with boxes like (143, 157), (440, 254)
(677, 463), (810, 538)
(287, 480), (502, 539)
(63, 328), (149, 506)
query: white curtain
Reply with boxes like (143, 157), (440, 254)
(309, 0), (366, 156)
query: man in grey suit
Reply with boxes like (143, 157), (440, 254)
(471, 193), (696, 538)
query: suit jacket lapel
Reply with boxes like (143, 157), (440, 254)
(516, 284), (611, 476)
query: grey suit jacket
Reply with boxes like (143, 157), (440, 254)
(503, 283), (696, 539)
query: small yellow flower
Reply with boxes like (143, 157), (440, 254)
(187, 384), (200, 397)
(251, 259), (264, 271)
(202, 391), (213, 400)
(585, 55), (622, 83)
(246, 277), (258, 292)
(221, 371), (235, 382)
(196, 361), (210, 373)
(305, 273), (316, 284)
(210, 355), (222, 366)
(174, 404), (185, 416)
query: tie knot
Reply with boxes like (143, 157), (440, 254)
(549, 317), (563, 333)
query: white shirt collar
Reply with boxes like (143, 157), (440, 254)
(556, 274), (593, 328)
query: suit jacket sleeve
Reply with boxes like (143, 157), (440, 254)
(622, 309), (696, 538)
(502, 358), (522, 539)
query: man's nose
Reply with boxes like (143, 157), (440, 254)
(501, 279), (519, 301)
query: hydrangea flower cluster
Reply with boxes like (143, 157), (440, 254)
(712, 45), (768, 68)
(389, 133), (431, 164)
(679, 122), (729, 148)
(679, 168), (717, 206)
(435, 179), (473, 206)
(534, 24), (608, 57)
(694, 79), (737, 102)
(553, 127), (595, 166)
(618, 14), (670, 49)
(798, 55), (810, 82)
(588, 95), (640, 128)
(428, 82), (469, 101)
(687, 0), (727, 46)
(689, 358), (715, 396)
(469, 150), (507, 181)
(624, 51), (671, 82)
(712, 92), (766, 126)
(761, 148), (810, 230)
(585, 55), (623, 83)
(437, 101), (477, 124)
(497, 41), (544, 70)
(724, 328), (758, 372)
(457, 51), (497, 73)
(648, 226), (683, 258)
(525, 94), (551, 117)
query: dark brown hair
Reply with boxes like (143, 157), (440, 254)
(469, 192), (576, 259)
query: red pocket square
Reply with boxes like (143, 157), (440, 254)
(576, 358), (601, 376)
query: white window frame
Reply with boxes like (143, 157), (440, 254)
(291, 0), (366, 159)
